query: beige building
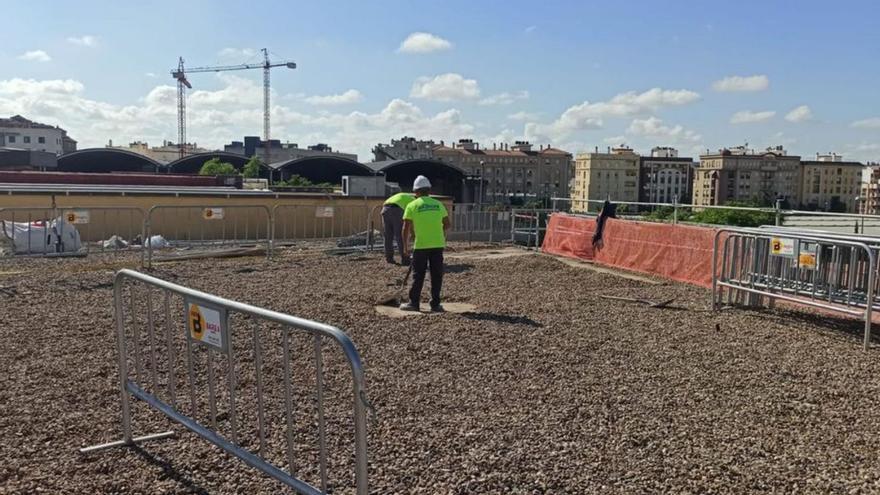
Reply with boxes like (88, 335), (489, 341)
(108, 140), (208, 164)
(800, 153), (863, 212)
(571, 146), (640, 212)
(694, 146), (801, 207)
(860, 164), (880, 214)
(433, 139), (572, 204)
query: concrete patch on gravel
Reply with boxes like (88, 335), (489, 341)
(445, 247), (535, 261)
(374, 302), (477, 317)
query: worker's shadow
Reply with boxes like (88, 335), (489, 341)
(460, 311), (543, 328)
(444, 263), (474, 274)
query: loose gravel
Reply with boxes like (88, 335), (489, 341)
(3, 247), (880, 494)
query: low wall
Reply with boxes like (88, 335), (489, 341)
(543, 214), (719, 288)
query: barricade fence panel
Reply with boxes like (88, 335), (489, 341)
(0, 206), (145, 258)
(273, 203), (378, 249)
(146, 205), (272, 267)
(80, 269), (370, 494)
(446, 204), (513, 243)
(712, 227), (877, 348)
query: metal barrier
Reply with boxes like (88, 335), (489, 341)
(510, 209), (553, 248)
(274, 203), (378, 249)
(80, 269), (371, 494)
(0, 206), (146, 259)
(146, 205), (272, 268)
(712, 227), (877, 348)
(447, 204), (512, 243)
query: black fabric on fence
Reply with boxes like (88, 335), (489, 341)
(592, 201), (617, 246)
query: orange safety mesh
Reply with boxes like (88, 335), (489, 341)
(542, 214), (721, 288)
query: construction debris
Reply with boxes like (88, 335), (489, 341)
(599, 294), (676, 308)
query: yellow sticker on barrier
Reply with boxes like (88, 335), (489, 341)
(798, 252), (817, 269)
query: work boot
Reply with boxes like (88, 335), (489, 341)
(399, 302), (420, 312)
(430, 303), (445, 313)
(401, 256), (411, 266)
(386, 258), (396, 265)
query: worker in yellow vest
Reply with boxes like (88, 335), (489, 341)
(400, 175), (450, 312)
(381, 191), (415, 264)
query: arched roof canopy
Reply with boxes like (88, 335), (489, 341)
(272, 155), (374, 184)
(167, 152), (253, 175)
(58, 148), (163, 173)
(369, 159), (466, 200)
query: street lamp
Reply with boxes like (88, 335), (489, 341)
(479, 160), (485, 206)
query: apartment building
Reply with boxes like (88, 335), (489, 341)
(800, 153), (864, 212)
(694, 145), (801, 207)
(372, 136), (436, 161)
(433, 139), (572, 203)
(225, 137), (357, 163)
(0, 115), (76, 155)
(860, 164), (880, 214)
(639, 147), (694, 204)
(107, 140), (208, 164)
(571, 145), (640, 212)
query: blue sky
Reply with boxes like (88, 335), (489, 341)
(2, 0), (878, 161)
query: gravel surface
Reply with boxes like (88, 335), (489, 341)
(3, 247), (880, 494)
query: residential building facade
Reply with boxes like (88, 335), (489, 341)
(571, 146), (640, 212)
(225, 136), (357, 163)
(800, 153), (863, 212)
(372, 136), (436, 161)
(432, 139), (573, 203)
(694, 146), (801, 207)
(0, 115), (76, 156)
(860, 164), (880, 215)
(639, 147), (694, 204)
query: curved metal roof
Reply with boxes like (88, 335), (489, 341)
(272, 155), (374, 183)
(167, 151), (253, 174)
(58, 148), (163, 173)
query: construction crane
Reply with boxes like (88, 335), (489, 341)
(171, 49), (296, 159)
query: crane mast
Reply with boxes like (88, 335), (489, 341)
(170, 49), (296, 160)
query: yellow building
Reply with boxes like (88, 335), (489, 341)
(571, 146), (640, 212)
(800, 153), (863, 212)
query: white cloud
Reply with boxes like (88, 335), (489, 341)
(525, 26), (537, 34)
(67, 35), (98, 47)
(784, 105), (812, 123)
(304, 89), (363, 106)
(0, 76), (477, 160)
(18, 50), (51, 62)
(145, 72), (157, 78)
(508, 111), (540, 122)
(525, 87), (700, 142)
(410, 73), (480, 101)
(603, 136), (626, 145)
(479, 90), (529, 106)
(627, 116), (701, 142)
(712, 75), (769, 92)
(217, 48), (258, 59)
(730, 110), (776, 124)
(852, 117), (880, 129)
(397, 32), (452, 54)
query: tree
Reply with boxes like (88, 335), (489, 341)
(199, 158), (237, 176)
(242, 156), (262, 178)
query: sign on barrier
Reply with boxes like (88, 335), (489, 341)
(64, 209), (90, 224)
(186, 299), (228, 352)
(770, 237), (796, 257)
(203, 208), (225, 220)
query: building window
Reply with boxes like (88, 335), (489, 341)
(7, 136), (14, 143)
(23, 136), (31, 144)
(38, 137), (45, 144)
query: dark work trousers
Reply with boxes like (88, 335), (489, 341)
(381, 205), (405, 262)
(409, 248), (444, 307)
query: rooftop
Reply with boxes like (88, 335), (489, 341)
(0, 115), (60, 130)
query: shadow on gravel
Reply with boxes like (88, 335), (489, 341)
(444, 263), (474, 274)
(460, 311), (543, 328)
(130, 445), (209, 494)
(738, 306), (868, 344)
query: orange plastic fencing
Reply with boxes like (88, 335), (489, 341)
(543, 214), (721, 288)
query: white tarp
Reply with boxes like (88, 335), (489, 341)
(0, 217), (83, 254)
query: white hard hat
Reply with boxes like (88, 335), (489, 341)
(413, 175), (432, 190)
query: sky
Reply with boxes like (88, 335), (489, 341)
(1, 0), (879, 162)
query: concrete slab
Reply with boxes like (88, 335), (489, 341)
(374, 302), (477, 318)
(547, 254), (663, 285)
(445, 247), (535, 261)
